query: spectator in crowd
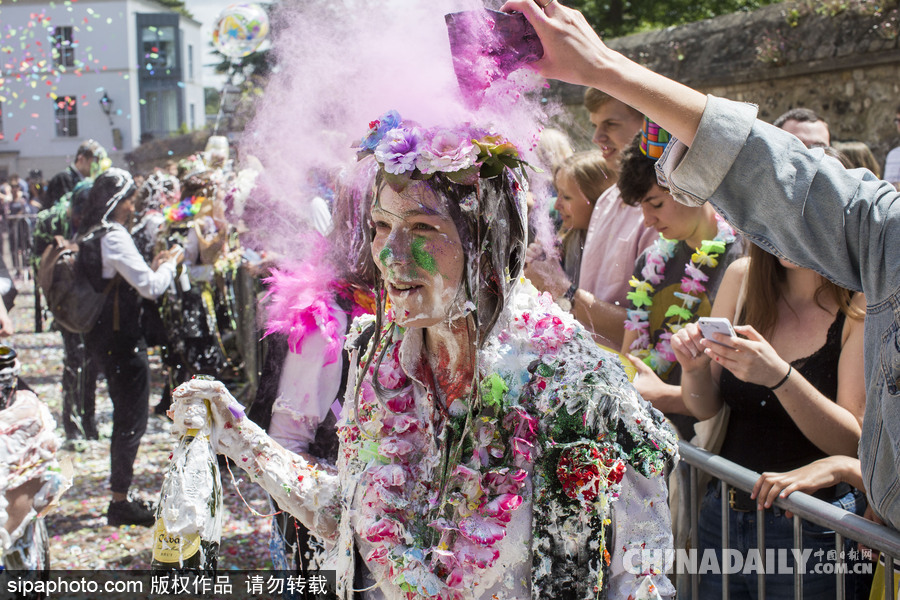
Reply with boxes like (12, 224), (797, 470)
(498, 0), (900, 532)
(33, 183), (101, 445)
(525, 88), (655, 348)
(617, 127), (744, 432)
(3, 174), (29, 203)
(882, 104), (900, 188)
(4, 179), (36, 278)
(671, 243), (867, 597)
(27, 170), (49, 211)
(527, 127), (575, 239)
(77, 168), (183, 526)
(773, 107), (830, 148)
(551, 150), (615, 293)
(46, 140), (106, 206)
(247, 164), (377, 577)
(164, 159), (178, 177)
(833, 141), (882, 178)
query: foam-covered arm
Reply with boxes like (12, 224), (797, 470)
(171, 379), (341, 540)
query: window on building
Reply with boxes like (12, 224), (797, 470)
(188, 44), (194, 81)
(144, 89), (178, 134)
(54, 96), (78, 137)
(141, 25), (177, 74)
(53, 26), (75, 67)
(189, 103), (196, 131)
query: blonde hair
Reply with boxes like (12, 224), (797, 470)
(535, 128), (575, 175)
(555, 150), (616, 203)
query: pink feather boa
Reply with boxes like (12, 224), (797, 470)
(262, 263), (345, 366)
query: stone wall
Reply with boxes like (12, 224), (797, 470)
(554, 1), (900, 166)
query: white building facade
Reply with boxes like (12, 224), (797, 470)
(0, 0), (204, 180)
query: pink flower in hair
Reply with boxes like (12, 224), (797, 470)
(416, 129), (479, 174)
(374, 127), (424, 175)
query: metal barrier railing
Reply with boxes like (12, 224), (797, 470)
(678, 440), (900, 600)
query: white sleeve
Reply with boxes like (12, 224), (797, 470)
(608, 466), (677, 599)
(268, 309), (347, 455)
(183, 226), (200, 266)
(101, 225), (176, 300)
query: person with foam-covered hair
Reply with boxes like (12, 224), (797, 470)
(171, 114), (677, 599)
(77, 168), (184, 527)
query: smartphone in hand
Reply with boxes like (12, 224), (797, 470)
(697, 317), (737, 348)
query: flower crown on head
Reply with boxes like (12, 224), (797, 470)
(355, 110), (528, 192)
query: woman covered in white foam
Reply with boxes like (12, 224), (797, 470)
(172, 112), (678, 600)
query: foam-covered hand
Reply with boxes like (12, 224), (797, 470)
(170, 378), (247, 456)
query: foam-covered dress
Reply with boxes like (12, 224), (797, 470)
(324, 282), (678, 600)
(204, 282), (678, 599)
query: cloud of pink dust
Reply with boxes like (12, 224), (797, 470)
(239, 0), (562, 265)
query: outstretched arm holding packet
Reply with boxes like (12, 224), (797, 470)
(500, 0), (900, 529)
(170, 379), (341, 540)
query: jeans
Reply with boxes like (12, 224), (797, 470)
(60, 329), (98, 440)
(698, 483), (870, 600)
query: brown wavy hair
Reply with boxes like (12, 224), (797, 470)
(740, 244), (864, 336)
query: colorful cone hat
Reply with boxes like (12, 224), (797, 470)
(639, 117), (671, 161)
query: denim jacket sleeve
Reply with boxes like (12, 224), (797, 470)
(657, 94), (900, 305)
(656, 94), (900, 530)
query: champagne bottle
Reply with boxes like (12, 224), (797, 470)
(151, 400), (223, 574)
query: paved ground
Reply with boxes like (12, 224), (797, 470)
(9, 276), (273, 570)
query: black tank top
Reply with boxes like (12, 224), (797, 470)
(718, 311), (846, 474)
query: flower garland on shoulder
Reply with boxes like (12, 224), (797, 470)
(624, 214), (736, 375)
(345, 335), (538, 600)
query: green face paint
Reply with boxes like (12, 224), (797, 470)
(378, 247), (393, 266)
(411, 236), (437, 275)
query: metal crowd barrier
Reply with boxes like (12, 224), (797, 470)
(678, 440), (900, 600)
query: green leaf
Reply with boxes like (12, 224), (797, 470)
(536, 362), (555, 378)
(482, 373), (509, 407)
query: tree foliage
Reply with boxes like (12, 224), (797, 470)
(564, 0), (780, 37)
(156, 0), (193, 20)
